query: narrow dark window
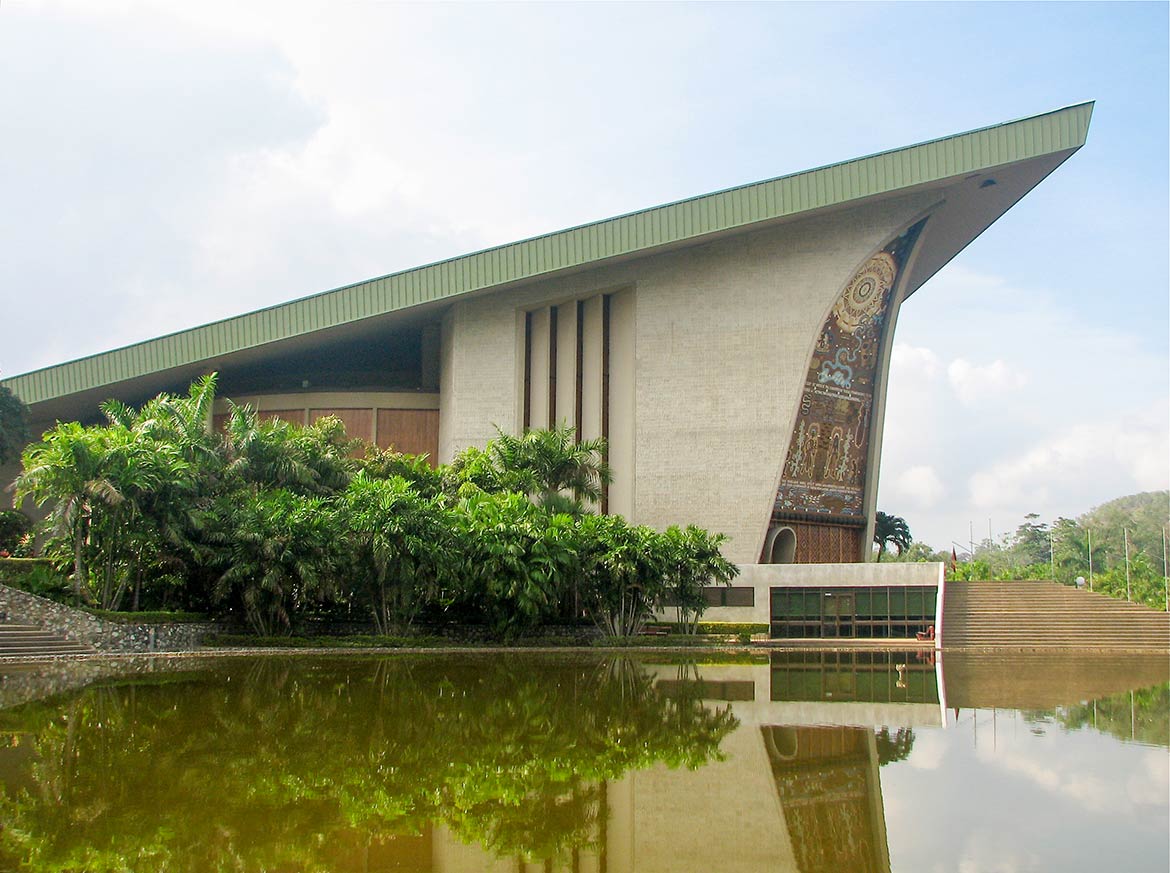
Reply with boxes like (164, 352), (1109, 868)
(548, 306), (558, 429)
(575, 300), (585, 442)
(601, 294), (611, 514)
(523, 310), (533, 431)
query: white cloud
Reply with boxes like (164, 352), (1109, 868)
(879, 260), (1168, 548)
(977, 741), (1169, 815)
(1127, 749), (1170, 806)
(895, 465), (946, 508)
(956, 835), (1041, 873)
(891, 342), (942, 380)
(905, 729), (947, 770)
(947, 358), (1027, 407)
(968, 419), (1170, 511)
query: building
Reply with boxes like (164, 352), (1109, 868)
(1, 104), (1093, 635)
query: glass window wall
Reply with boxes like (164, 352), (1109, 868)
(770, 586), (937, 639)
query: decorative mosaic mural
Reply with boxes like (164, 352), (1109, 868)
(774, 220), (927, 518)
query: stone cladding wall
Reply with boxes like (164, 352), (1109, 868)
(0, 584), (223, 653)
(0, 655), (216, 710)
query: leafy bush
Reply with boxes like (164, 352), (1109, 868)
(85, 609), (209, 624)
(206, 633), (447, 648)
(0, 509), (30, 552)
(0, 558), (71, 599)
(590, 635), (715, 648)
(9, 376), (740, 637)
(646, 621), (768, 636)
(0, 383), (30, 466)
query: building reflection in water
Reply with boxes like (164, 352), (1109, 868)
(520, 653), (937, 873)
(9, 652), (1161, 873)
(763, 725), (888, 873)
(0, 653), (933, 873)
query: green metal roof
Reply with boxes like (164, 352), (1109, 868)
(5, 102), (1093, 407)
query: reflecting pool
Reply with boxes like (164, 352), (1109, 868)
(0, 651), (1166, 872)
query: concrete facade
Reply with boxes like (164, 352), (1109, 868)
(693, 560), (945, 626)
(438, 192), (936, 563)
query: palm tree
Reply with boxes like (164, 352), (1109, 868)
(873, 511), (912, 561)
(342, 473), (455, 632)
(211, 489), (339, 635)
(576, 514), (669, 637)
(662, 525), (739, 633)
(488, 424), (612, 512)
(14, 422), (116, 598)
(222, 405), (356, 496)
(99, 376), (221, 608)
(13, 421), (188, 606)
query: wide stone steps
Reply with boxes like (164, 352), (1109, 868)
(0, 622), (95, 657)
(943, 580), (1170, 650)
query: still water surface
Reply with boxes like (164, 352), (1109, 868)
(0, 651), (1166, 872)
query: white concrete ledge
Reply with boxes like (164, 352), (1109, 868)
(685, 562), (944, 625)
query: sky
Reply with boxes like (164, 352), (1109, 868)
(0, 1), (1167, 551)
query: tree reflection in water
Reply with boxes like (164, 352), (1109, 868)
(0, 655), (738, 872)
(1022, 683), (1170, 748)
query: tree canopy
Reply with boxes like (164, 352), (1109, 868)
(0, 383), (29, 466)
(873, 511), (911, 561)
(10, 376), (737, 635)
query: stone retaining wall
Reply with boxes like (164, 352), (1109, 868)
(0, 655), (219, 710)
(0, 584), (224, 653)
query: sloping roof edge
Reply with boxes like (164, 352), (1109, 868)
(5, 102), (1093, 406)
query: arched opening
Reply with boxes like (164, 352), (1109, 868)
(765, 526), (797, 564)
(762, 726), (800, 761)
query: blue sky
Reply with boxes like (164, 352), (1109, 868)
(1, 1), (1166, 549)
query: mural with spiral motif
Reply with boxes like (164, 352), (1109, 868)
(774, 220), (926, 521)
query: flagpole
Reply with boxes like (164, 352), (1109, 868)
(1162, 526), (1167, 613)
(1124, 527), (1131, 602)
(1087, 528), (1093, 592)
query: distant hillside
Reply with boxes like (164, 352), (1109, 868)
(1077, 491), (1169, 565)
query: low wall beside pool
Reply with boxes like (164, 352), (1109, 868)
(658, 562), (946, 639)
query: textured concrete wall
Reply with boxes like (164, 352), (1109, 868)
(0, 584), (221, 653)
(438, 297), (522, 461)
(664, 561), (945, 625)
(439, 192), (937, 562)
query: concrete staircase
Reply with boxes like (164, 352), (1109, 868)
(0, 621), (95, 657)
(943, 580), (1170, 651)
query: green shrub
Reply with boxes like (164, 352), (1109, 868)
(695, 622), (768, 636)
(0, 510), (30, 552)
(85, 609), (210, 624)
(591, 635), (714, 648)
(205, 633), (448, 649)
(646, 621), (768, 636)
(0, 558), (71, 600)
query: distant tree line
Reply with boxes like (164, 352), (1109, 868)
(0, 381), (30, 466)
(8, 375), (737, 637)
(887, 493), (1169, 611)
